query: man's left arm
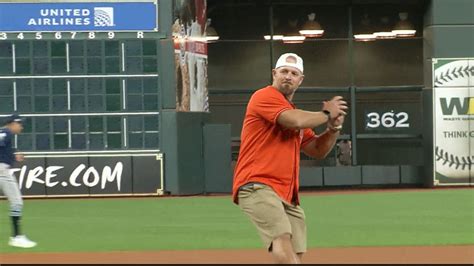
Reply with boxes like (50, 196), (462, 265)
(302, 115), (344, 159)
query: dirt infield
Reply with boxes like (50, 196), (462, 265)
(1, 245), (473, 264)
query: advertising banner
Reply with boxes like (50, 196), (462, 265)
(0, 2), (158, 32)
(433, 58), (474, 185)
(173, 0), (209, 112)
(6, 153), (163, 197)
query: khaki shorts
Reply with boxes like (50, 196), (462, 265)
(237, 183), (306, 253)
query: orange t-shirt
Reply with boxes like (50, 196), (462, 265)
(232, 86), (317, 205)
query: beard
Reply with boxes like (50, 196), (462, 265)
(278, 83), (295, 96)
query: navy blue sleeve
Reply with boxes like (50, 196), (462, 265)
(0, 130), (9, 147)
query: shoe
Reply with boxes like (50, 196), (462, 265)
(8, 235), (37, 248)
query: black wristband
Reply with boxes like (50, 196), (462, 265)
(322, 110), (331, 121)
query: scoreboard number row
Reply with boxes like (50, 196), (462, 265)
(0, 31), (146, 40)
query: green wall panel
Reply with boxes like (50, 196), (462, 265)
(300, 167), (323, 187)
(324, 166), (362, 186)
(161, 111), (209, 195)
(361, 166), (400, 185)
(425, 0), (474, 25)
(203, 124), (232, 193)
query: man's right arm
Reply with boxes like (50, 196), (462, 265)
(277, 96), (348, 130)
(277, 109), (329, 130)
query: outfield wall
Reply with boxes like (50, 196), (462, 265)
(0, 0), (472, 198)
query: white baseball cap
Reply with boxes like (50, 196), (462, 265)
(275, 53), (304, 73)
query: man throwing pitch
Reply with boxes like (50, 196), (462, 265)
(232, 53), (347, 263)
(0, 114), (37, 248)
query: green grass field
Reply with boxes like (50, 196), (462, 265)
(0, 189), (473, 253)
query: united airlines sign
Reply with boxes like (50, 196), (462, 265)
(0, 2), (158, 32)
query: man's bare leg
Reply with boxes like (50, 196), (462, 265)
(271, 234), (300, 264)
(297, 253), (304, 262)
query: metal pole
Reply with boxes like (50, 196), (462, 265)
(348, 5), (357, 165)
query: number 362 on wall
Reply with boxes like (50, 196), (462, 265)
(366, 111), (410, 129)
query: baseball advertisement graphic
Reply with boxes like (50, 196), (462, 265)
(433, 59), (474, 185)
(173, 0), (209, 112)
